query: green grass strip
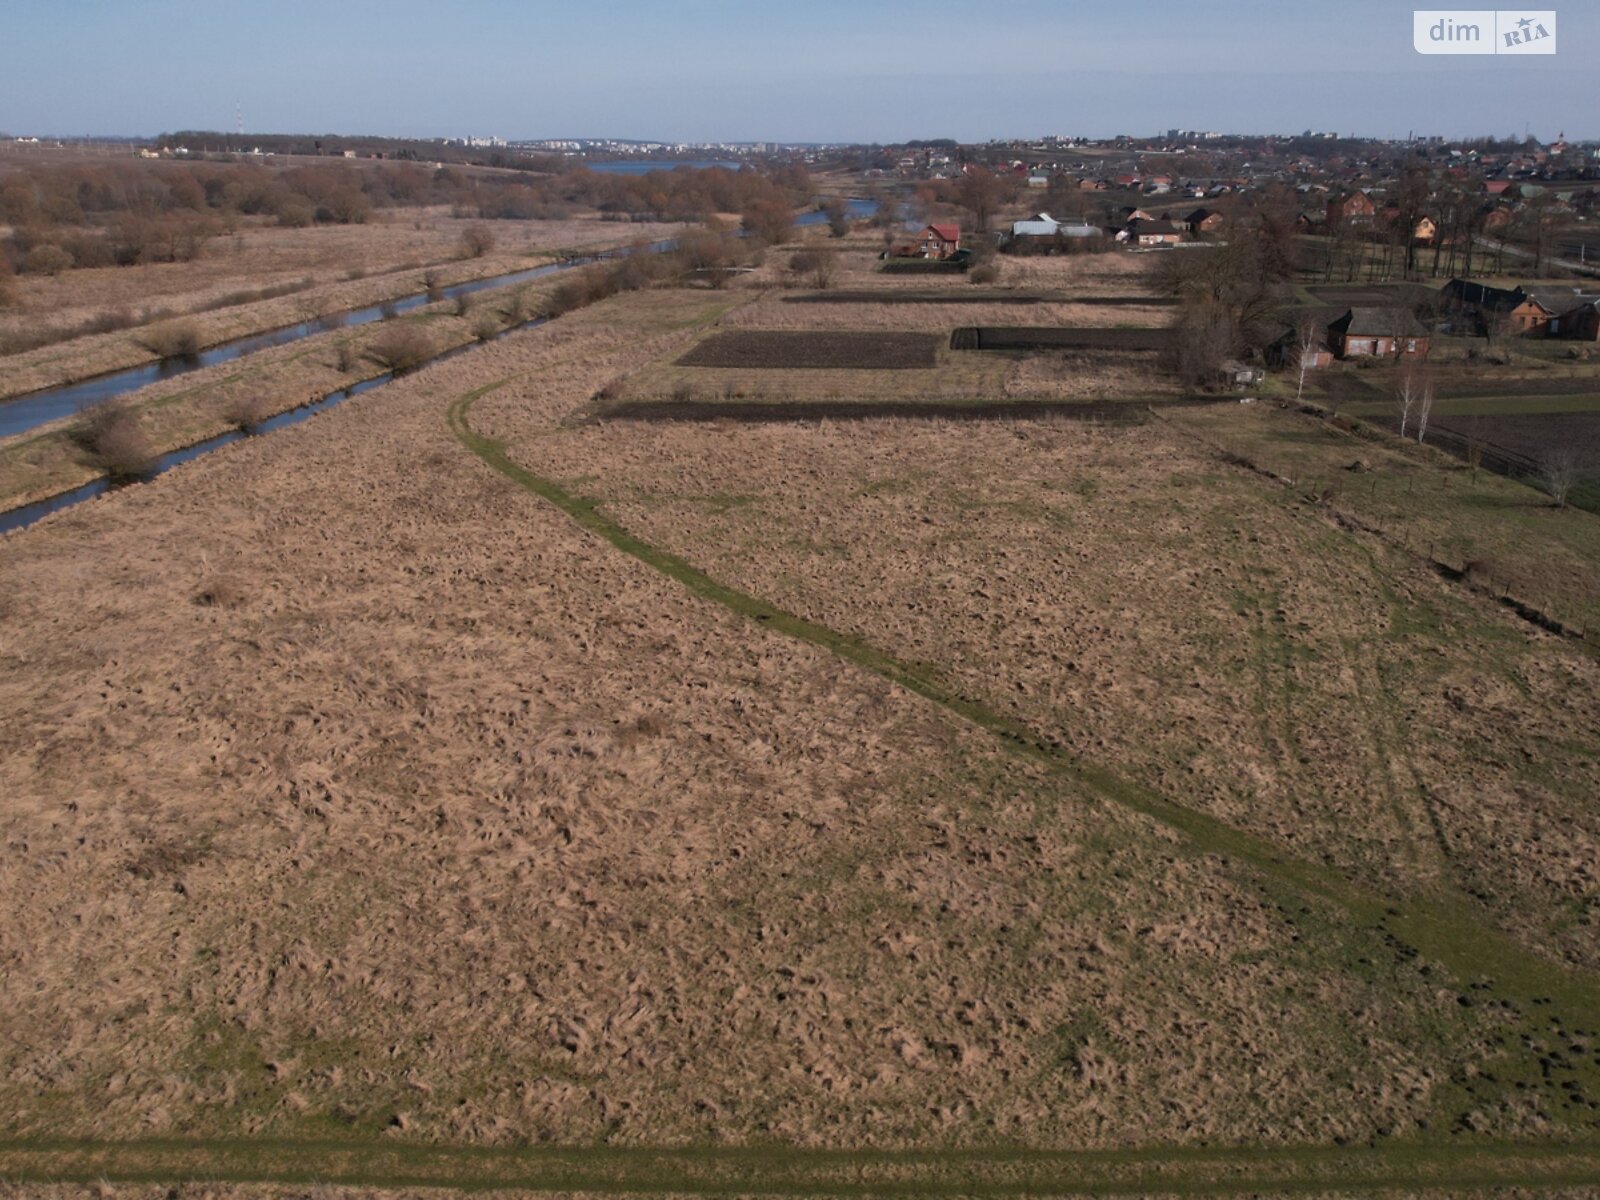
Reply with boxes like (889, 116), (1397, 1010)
(3, 1135), (1599, 1196)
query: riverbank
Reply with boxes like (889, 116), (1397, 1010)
(0, 219), (689, 406)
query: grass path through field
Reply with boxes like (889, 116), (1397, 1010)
(438, 379), (1600, 1194)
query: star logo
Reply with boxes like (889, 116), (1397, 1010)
(1518, 15), (1533, 29)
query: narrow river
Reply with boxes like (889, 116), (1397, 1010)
(0, 258), (628, 439)
(0, 201), (877, 535)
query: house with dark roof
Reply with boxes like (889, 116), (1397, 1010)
(1121, 218), (1185, 246)
(1328, 308), (1430, 359)
(1523, 287), (1600, 336)
(1186, 208), (1224, 235)
(1441, 279), (1597, 336)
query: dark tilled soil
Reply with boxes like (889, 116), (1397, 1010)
(951, 327), (1172, 352)
(676, 330), (942, 369)
(781, 291), (1175, 307)
(588, 397), (1219, 424)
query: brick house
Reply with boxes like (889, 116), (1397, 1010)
(1122, 218), (1185, 246)
(922, 222), (961, 258)
(1440, 279), (1566, 336)
(1557, 300), (1600, 341)
(912, 223), (961, 259)
(1186, 207), (1225, 235)
(1328, 307), (1430, 358)
(1327, 191), (1376, 224)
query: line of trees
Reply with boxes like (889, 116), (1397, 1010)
(0, 158), (813, 284)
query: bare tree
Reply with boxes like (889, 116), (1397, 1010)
(957, 166), (1010, 236)
(1394, 361), (1427, 440)
(1171, 298), (1237, 390)
(788, 247), (838, 289)
(823, 198), (851, 238)
(1295, 321), (1322, 404)
(1539, 449), (1579, 508)
(459, 224), (496, 259)
(1416, 377), (1435, 444)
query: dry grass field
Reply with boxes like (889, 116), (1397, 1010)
(1, 315), (1504, 1155)
(2, 246), (1599, 1196)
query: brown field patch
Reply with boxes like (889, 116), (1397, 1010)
(721, 294), (1175, 334)
(676, 330), (941, 369)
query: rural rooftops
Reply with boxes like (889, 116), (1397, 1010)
(1330, 307), (1428, 337)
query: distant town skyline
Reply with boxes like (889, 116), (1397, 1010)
(3, 0), (1595, 143)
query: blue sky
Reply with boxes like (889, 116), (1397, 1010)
(2, 1), (1595, 141)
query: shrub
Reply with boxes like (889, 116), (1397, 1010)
(276, 201), (315, 228)
(378, 299), (399, 320)
(139, 321), (202, 359)
(77, 400), (155, 479)
(470, 311), (502, 342)
(453, 292), (474, 317)
(501, 286), (534, 325)
(220, 394), (272, 430)
(423, 270), (445, 303)
(459, 224), (495, 258)
(333, 341), (358, 372)
(23, 244), (72, 276)
(365, 325), (435, 373)
(969, 261), (1001, 285)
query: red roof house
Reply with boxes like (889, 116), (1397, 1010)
(916, 223), (961, 259)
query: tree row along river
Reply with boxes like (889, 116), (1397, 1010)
(0, 202), (876, 536)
